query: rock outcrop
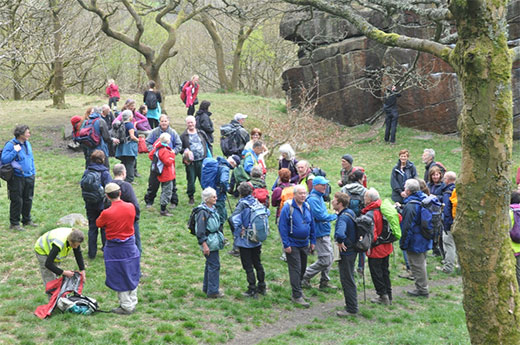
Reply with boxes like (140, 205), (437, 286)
(280, 5), (520, 138)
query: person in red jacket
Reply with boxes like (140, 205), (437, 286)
(180, 75), (200, 115)
(148, 132), (176, 216)
(363, 187), (393, 305)
(106, 79), (120, 110)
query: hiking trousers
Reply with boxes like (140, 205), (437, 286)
(384, 108), (398, 143)
(8, 175), (35, 226)
(407, 251), (429, 294)
(338, 254), (358, 313)
(239, 246), (266, 292)
(144, 170), (178, 206)
(442, 231), (457, 272)
(368, 255), (392, 299)
(286, 246), (308, 299)
(303, 235), (333, 284)
(185, 160), (203, 198)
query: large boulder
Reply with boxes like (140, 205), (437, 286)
(281, 5), (520, 138)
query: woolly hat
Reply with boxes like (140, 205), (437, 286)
(341, 154), (353, 165)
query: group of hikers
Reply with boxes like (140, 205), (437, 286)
(2, 78), (519, 318)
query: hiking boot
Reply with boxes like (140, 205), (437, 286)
(111, 306), (134, 315)
(228, 249), (240, 257)
(337, 310), (357, 317)
(188, 197), (195, 205)
(9, 224), (24, 231)
(241, 290), (257, 298)
(145, 203), (153, 209)
(170, 203), (177, 209)
(23, 221), (38, 227)
(257, 288), (266, 296)
(207, 292), (225, 299)
(319, 281), (337, 290)
(160, 210), (173, 217)
(398, 269), (415, 281)
(301, 279), (312, 289)
(371, 294), (391, 305)
(407, 290), (429, 298)
(436, 266), (453, 274)
(292, 297), (310, 308)
(134, 172), (141, 178)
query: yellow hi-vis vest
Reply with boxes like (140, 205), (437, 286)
(34, 228), (73, 262)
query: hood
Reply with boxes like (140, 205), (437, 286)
(344, 182), (365, 195)
(217, 156), (232, 168)
(404, 191), (427, 203)
(362, 199), (382, 213)
(87, 163), (108, 172)
(196, 110), (212, 117)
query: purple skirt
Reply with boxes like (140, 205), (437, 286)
(104, 236), (140, 292)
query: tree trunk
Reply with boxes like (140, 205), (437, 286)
(449, 0), (520, 342)
(49, 0), (66, 108)
(199, 14), (231, 90)
(140, 61), (165, 111)
(12, 59), (21, 100)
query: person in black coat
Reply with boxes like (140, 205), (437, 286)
(390, 149), (417, 203)
(195, 100), (214, 144)
(384, 85), (401, 143)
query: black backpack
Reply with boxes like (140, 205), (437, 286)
(346, 213), (374, 252)
(187, 205), (209, 236)
(80, 169), (105, 204)
(311, 167), (331, 202)
(111, 120), (127, 144)
(145, 91), (158, 110)
(367, 209), (397, 247)
(150, 146), (164, 174)
(220, 124), (242, 157)
(57, 292), (100, 315)
(0, 141), (16, 183)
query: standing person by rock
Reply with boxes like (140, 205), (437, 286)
(96, 183), (140, 315)
(1, 125), (37, 231)
(383, 85), (401, 144)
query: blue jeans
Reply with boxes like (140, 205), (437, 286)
(203, 251), (220, 295)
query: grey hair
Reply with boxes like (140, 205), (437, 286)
(159, 114), (169, 122)
(444, 171), (457, 183)
(365, 188), (380, 202)
(202, 187), (216, 203)
(121, 110), (133, 122)
(405, 179), (420, 194)
(279, 144), (295, 160)
(186, 115), (195, 123)
(93, 106), (102, 114)
(251, 166), (263, 178)
(113, 163), (126, 177)
(296, 160), (309, 169)
(293, 184), (307, 194)
(423, 148), (435, 159)
(159, 132), (171, 144)
(68, 229), (85, 244)
(102, 104), (110, 111)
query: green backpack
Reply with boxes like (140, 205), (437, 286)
(233, 164), (250, 185)
(379, 198), (402, 240)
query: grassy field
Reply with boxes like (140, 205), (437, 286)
(0, 93), (518, 344)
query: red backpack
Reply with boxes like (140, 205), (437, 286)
(252, 188), (269, 207)
(75, 118), (101, 148)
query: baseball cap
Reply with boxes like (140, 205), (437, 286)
(312, 176), (329, 186)
(105, 183), (121, 194)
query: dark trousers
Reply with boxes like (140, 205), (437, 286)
(286, 246), (308, 299)
(187, 105), (195, 115)
(368, 255), (392, 299)
(134, 221), (141, 253)
(203, 251), (220, 295)
(85, 204), (106, 259)
(144, 170), (178, 206)
(8, 175), (35, 225)
(108, 97), (119, 109)
(185, 160), (203, 198)
(338, 254), (358, 313)
(239, 246), (266, 292)
(384, 109), (399, 143)
(119, 156), (136, 183)
(147, 118), (159, 129)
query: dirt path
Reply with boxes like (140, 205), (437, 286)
(227, 276), (461, 345)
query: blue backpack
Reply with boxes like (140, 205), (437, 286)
(245, 201), (270, 243)
(410, 195), (442, 240)
(347, 190), (365, 217)
(201, 157), (219, 189)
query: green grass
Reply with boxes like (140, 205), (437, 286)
(0, 92), (518, 344)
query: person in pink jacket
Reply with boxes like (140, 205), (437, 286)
(180, 75), (200, 115)
(113, 99), (151, 132)
(106, 79), (120, 110)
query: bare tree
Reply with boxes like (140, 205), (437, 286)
(283, 0), (519, 343)
(76, 0), (210, 93)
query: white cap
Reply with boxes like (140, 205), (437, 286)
(234, 113), (248, 121)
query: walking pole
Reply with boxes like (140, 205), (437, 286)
(362, 268), (366, 303)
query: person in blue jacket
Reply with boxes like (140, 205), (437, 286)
(400, 179), (432, 297)
(242, 141), (263, 174)
(230, 182), (268, 298)
(332, 191), (358, 317)
(278, 184), (316, 308)
(302, 176), (337, 290)
(1, 125), (37, 231)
